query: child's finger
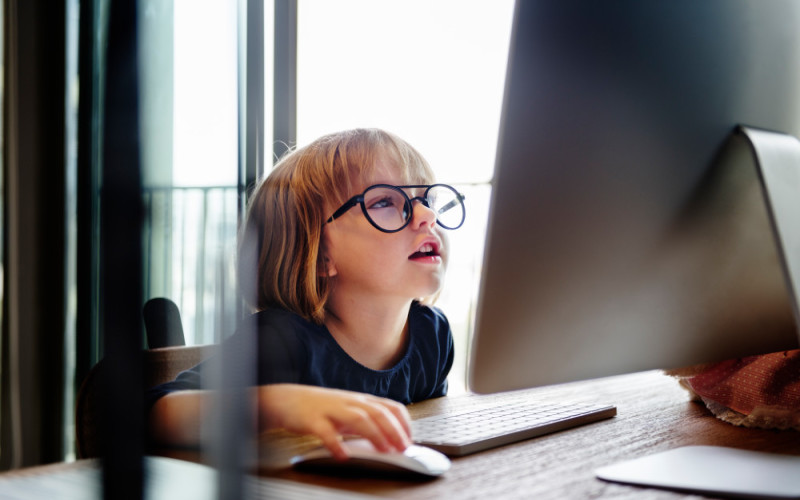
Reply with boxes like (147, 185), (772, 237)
(362, 403), (412, 451)
(341, 399), (410, 452)
(308, 419), (350, 461)
(380, 400), (412, 438)
(330, 407), (395, 453)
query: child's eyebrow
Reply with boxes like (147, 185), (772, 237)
(402, 186), (427, 197)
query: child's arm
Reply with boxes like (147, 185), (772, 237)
(148, 383), (412, 460)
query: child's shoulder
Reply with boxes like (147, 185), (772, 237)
(411, 300), (444, 317)
(410, 302), (452, 331)
(233, 307), (331, 357)
(409, 303), (454, 369)
(254, 307), (326, 331)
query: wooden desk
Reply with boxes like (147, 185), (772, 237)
(258, 370), (800, 499)
(1, 370), (797, 498)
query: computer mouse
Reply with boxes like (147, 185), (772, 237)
(290, 438), (451, 479)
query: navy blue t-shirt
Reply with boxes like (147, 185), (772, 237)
(145, 302), (454, 411)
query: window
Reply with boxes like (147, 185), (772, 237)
(140, 0), (241, 345)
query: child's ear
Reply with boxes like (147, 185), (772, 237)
(319, 254), (338, 278)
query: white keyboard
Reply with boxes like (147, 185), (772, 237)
(412, 399), (616, 456)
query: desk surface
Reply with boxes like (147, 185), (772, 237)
(5, 370), (796, 499)
(257, 370), (800, 499)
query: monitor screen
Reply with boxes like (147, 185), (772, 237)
(468, 0), (800, 394)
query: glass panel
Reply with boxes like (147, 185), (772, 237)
(296, 0), (514, 392)
(140, 0), (240, 345)
(64, 0), (80, 461)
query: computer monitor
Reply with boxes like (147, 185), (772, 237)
(468, 0), (800, 394)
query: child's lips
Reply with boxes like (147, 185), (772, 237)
(409, 241), (441, 260)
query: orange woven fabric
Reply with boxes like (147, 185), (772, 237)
(684, 350), (800, 416)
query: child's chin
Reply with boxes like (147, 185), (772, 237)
(415, 282), (444, 302)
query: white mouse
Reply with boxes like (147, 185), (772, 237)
(290, 438), (451, 478)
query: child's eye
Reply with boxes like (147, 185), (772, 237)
(367, 196), (397, 210)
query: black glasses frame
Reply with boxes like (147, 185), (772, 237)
(325, 183), (466, 233)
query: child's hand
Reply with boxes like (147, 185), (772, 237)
(257, 384), (412, 460)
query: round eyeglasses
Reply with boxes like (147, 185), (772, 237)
(325, 184), (466, 233)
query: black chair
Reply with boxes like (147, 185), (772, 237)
(75, 297), (215, 458)
(143, 297), (186, 348)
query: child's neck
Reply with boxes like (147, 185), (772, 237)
(324, 296), (412, 371)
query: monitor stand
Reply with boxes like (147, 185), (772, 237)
(741, 126), (800, 320)
(595, 126), (800, 499)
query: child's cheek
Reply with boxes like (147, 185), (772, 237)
(438, 230), (450, 269)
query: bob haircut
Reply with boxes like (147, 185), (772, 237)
(238, 128), (438, 324)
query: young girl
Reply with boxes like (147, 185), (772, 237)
(146, 128), (464, 459)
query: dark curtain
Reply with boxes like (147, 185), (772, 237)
(1, 0), (68, 469)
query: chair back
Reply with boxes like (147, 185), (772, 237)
(143, 298), (186, 348)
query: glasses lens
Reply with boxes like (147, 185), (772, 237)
(362, 186), (411, 231)
(428, 185), (465, 229)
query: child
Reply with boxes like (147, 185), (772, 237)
(146, 128), (464, 459)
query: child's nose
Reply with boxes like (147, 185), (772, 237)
(410, 199), (437, 229)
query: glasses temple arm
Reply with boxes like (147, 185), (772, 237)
(326, 196), (361, 223)
(436, 194), (466, 215)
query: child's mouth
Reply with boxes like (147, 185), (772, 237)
(409, 243), (440, 260)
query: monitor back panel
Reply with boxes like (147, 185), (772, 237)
(469, 0), (800, 393)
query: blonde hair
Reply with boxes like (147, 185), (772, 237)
(238, 128), (437, 324)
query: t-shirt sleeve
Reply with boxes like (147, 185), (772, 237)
(143, 310), (309, 415)
(143, 367), (203, 415)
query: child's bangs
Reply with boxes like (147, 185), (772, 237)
(324, 148), (374, 207)
(320, 129), (437, 208)
(388, 146), (436, 186)
(373, 132), (436, 186)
